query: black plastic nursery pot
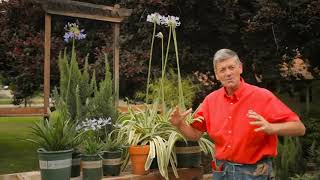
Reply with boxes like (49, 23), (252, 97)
(175, 141), (201, 168)
(81, 154), (103, 180)
(37, 148), (73, 180)
(102, 150), (122, 176)
(149, 156), (171, 169)
(71, 151), (81, 177)
(150, 156), (158, 169)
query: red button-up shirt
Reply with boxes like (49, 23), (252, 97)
(191, 79), (300, 164)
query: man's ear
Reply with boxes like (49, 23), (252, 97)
(214, 70), (219, 81)
(239, 63), (243, 74)
(215, 74), (220, 81)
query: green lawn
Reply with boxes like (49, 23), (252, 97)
(0, 99), (12, 105)
(0, 117), (42, 175)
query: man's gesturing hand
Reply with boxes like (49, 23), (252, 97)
(170, 106), (192, 127)
(248, 110), (275, 135)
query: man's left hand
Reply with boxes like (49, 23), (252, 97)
(248, 110), (275, 135)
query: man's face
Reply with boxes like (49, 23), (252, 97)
(215, 57), (243, 91)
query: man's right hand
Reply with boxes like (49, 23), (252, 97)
(170, 106), (192, 127)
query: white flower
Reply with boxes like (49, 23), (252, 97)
(155, 32), (163, 39)
(161, 15), (181, 28)
(113, 123), (122, 129)
(76, 125), (81, 131)
(77, 117), (112, 131)
(147, 13), (162, 25)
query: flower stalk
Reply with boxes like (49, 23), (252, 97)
(146, 13), (184, 109)
(146, 23), (156, 104)
(172, 28), (185, 109)
(63, 22), (86, 106)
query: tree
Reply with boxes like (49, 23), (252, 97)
(0, 0), (44, 106)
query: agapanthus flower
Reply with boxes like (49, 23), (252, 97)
(63, 22), (86, 42)
(147, 12), (162, 25)
(155, 32), (163, 39)
(160, 15), (181, 28)
(76, 117), (112, 132)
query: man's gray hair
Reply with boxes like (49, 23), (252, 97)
(213, 49), (241, 71)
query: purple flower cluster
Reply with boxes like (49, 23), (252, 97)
(63, 22), (86, 42)
(76, 117), (112, 132)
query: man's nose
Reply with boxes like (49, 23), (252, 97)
(225, 69), (232, 76)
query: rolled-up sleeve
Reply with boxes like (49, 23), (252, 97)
(264, 91), (300, 123)
(190, 99), (208, 132)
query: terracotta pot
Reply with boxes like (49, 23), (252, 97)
(129, 145), (150, 175)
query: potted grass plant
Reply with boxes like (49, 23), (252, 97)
(26, 92), (82, 180)
(76, 117), (111, 180)
(102, 122), (128, 176)
(118, 100), (177, 179)
(26, 22), (90, 180)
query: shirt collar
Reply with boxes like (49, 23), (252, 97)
(223, 78), (246, 100)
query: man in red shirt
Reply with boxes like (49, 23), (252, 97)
(170, 49), (305, 179)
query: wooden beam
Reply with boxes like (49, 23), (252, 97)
(113, 23), (120, 109)
(0, 107), (45, 117)
(33, 0), (132, 18)
(44, 13), (51, 117)
(47, 10), (124, 23)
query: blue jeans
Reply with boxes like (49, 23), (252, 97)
(212, 158), (273, 180)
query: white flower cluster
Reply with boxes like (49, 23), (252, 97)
(147, 12), (162, 25)
(147, 13), (181, 28)
(161, 16), (181, 28)
(76, 117), (112, 132)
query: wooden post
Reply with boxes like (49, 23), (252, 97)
(44, 14), (51, 116)
(113, 23), (120, 109)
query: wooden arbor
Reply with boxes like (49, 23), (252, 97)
(0, 0), (131, 117)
